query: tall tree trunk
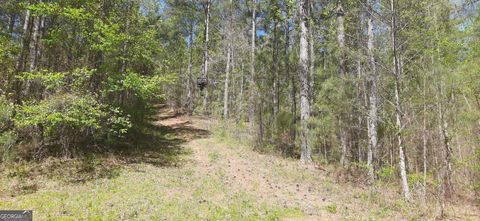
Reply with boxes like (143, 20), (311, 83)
(13, 9), (33, 104)
(308, 0), (315, 104)
(431, 5), (454, 200)
(271, 0), (280, 121)
(285, 16), (296, 145)
(422, 72), (428, 201)
(248, 0), (256, 127)
(437, 82), (453, 199)
(223, 47), (230, 120)
(186, 23), (194, 114)
(16, 10), (32, 73)
(358, 58), (367, 163)
(202, 0), (210, 114)
(28, 0), (44, 72)
(223, 0), (233, 120)
(336, 3), (346, 77)
(337, 2), (349, 167)
(248, 0), (263, 145)
(298, 0), (312, 163)
(366, 0), (378, 182)
(272, 19), (279, 120)
(391, 0), (410, 200)
(238, 62), (245, 123)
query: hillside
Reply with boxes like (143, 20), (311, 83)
(1, 107), (478, 220)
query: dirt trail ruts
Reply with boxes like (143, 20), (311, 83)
(154, 108), (480, 220)
(156, 109), (336, 220)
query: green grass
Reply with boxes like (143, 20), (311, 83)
(208, 151), (220, 162)
(2, 115), (476, 221)
(0, 117), (303, 220)
(0, 161), (302, 220)
(325, 203), (337, 214)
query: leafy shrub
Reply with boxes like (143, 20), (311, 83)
(9, 63), (172, 158)
(14, 93), (131, 154)
(377, 165), (396, 182)
(105, 71), (174, 122)
(122, 71), (170, 101)
(0, 96), (13, 128)
(0, 96), (16, 162)
(473, 148), (480, 195)
(0, 131), (16, 162)
(17, 68), (95, 94)
(408, 173), (425, 188)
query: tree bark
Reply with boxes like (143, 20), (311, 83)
(186, 23), (194, 114)
(437, 82), (453, 198)
(337, 2), (349, 167)
(336, 3), (345, 77)
(298, 0), (312, 163)
(223, 0), (233, 120)
(238, 62), (245, 123)
(308, 1), (315, 104)
(248, 0), (256, 127)
(391, 0), (410, 200)
(16, 10), (32, 73)
(28, 15), (42, 72)
(272, 19), (280, 120)
(422, 72), (428, 200)
(222, 50), (230, 119)
(13, 9), (33, 104)
(202, 0), (210, 114)
(285, 15), (296, 145)
(366, 0), (378, 182)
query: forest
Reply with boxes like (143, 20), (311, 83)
(0, 0), (479, 220)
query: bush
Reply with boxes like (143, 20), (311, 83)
(0, 96), (16, 162)
(6, 64), (172, 158)
(377, 165), (396, 182)
(408, 173), (425, 188)
(14, 93), (131, 155)
(0, 96), (13, 128)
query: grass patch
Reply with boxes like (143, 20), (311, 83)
(325, 203), (337, 214)
(208, 151), (220, 162)
(1, 163), (303, 220)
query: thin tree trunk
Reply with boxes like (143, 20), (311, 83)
(16, 10), (32, 73)
(248, 0), (256, 127)
(437, 82), (453, 199)
(391, 0), (410, 200)
(28, 1), (43, 72)
(223, 48), (230, 119)
(186, 23), (194, 114)
(366, 0), (378, 182)
(272, 20), (280, 120)
(13, 9), (33, 104)
(337, 2), (349, 167)
(202, 0), (210, 114)
(298, 0), (312, 163)
(431, 5), (454, 200)
(422, 72), (428, 201)
(308, 0), (315, 104)
(223, 0), (233, 120)
(285, 17), (296, 144)
(358, 57), (366, 163)
(336, 3), (345, 76)
(238, 62), (245, 122)
(231, 49), (236, 105)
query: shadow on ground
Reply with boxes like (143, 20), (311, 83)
(115, 111), (210, 167)
(1, 108), (210, 196)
